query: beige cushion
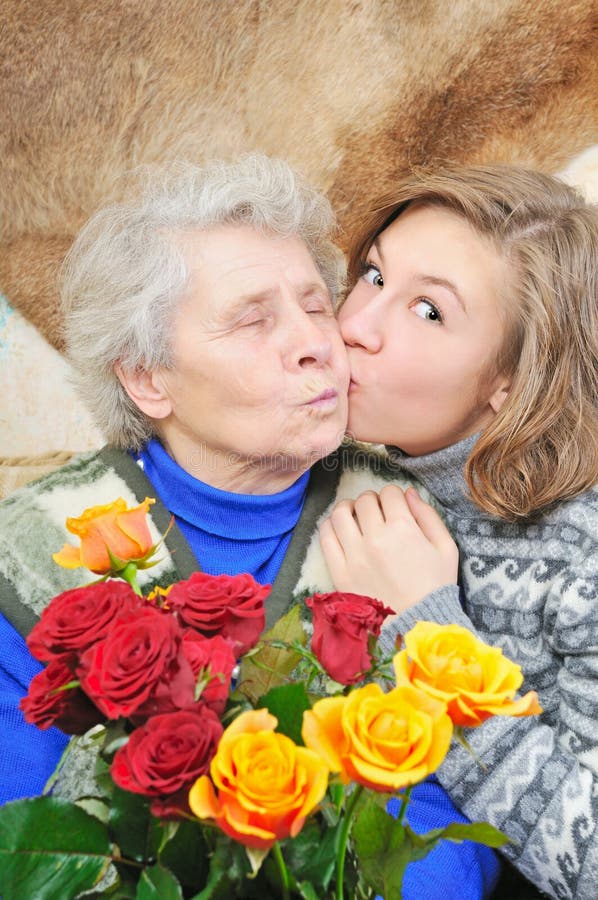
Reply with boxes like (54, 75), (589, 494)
(0, 452), (74, 500)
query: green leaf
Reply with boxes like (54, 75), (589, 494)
(94, 751), (116, 799)
(109, 786), (161, 863)
(296, 881), (321, 900)
(0, 796), (112, 900)
(353, 798), (413, 900)
(353, 799), (510, 899)
(417, 821), (510, 848)
(259, 682), (311, 745)
(239, 605), (306, 705)
(102, 717), (131, 757)
(75, 797), (111, 824)
(191, 834), (251, 899)
(159, 820), (210, 890)
(136, 863), (183, 900)
(283, 821), (339, 893)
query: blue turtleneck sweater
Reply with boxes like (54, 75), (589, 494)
(138, 439), (310, 583)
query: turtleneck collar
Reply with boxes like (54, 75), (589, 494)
(386, 434), (484, 518)
(138, 439), (310, 539)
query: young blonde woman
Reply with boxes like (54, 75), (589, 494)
(320, 165), (598, 900)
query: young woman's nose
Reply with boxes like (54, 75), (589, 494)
(339, 301), (383, 353)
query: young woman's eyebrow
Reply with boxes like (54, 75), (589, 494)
(371, 234), (467, 314)
(371, 236), (385, 263)
(416, 275), (467, 313)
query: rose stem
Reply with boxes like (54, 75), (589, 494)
(396, 785), (413, 826)
(120, 561), (143, 596)
(335, 783), (363, 899)
(272, 842), (291, 900)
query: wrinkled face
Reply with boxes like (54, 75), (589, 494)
(339, 204), (511, 456)
(156, 225), (349, 485)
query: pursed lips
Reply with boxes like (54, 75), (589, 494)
(304, 388), (338, 406)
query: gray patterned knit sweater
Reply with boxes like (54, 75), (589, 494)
(377, 435), (598, 900)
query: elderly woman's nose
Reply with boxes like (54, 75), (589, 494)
(285, 309), (333, 368)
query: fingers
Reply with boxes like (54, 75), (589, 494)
(323, 485), (455, 562)
(318, 517), (347, 584)
(404, 487), (456, 551)
(320, 485), (458, 605)
(320, 492), (386, 588)
(377, 484), (411, 523)
(353, 490), (386, 531)
(326, 498), (361, 545)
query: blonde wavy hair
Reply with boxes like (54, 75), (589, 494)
(347, 165), (598, 521)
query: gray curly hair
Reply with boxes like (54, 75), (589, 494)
(63, 154), (345, 450)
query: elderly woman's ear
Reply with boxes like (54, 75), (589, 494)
(114, 363), (172, 421)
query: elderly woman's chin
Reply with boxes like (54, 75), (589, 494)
(248, 390), (349, 478)
(300, 391), (349, 464)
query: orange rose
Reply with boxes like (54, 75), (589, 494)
(188, 709), (329, 850)
(302, 683), (452, 793)
(393, 621), (542, 728)
(53, 497), (156, 574)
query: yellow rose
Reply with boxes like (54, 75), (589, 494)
(53, 497), (156, 574)
(189, 709), (329, 850)
(394, 621), (542, 728)
(302, 682), (452, 793)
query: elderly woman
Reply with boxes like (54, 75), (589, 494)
(0, 156), (499, 897)
(0, 154), (349, 780)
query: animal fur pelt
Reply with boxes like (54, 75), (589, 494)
(1, 0), (597, 349)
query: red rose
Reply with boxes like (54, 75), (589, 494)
(168, 572), (269, 655)
(306, 592), (394, 685)
(77, 605), (195, 720)
(181, 631), (236, 715)
(27, 581), (139, 665)
(111, 707), (223, 817)
(20, 659), (100, 734)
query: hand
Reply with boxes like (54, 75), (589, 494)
(319, 485), (458, 614)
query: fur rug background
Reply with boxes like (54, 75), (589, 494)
(1, 0), (597, 463)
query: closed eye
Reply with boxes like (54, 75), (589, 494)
(238, 315), (267, 329)
(304, 294), (334, 315)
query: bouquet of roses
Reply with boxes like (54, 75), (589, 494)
(0, 497), (542, 899)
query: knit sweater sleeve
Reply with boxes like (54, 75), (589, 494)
(379, 545), (598, 900)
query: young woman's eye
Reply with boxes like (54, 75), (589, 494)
(361, 262), (384, 288)
(412, 298), (443, 323)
